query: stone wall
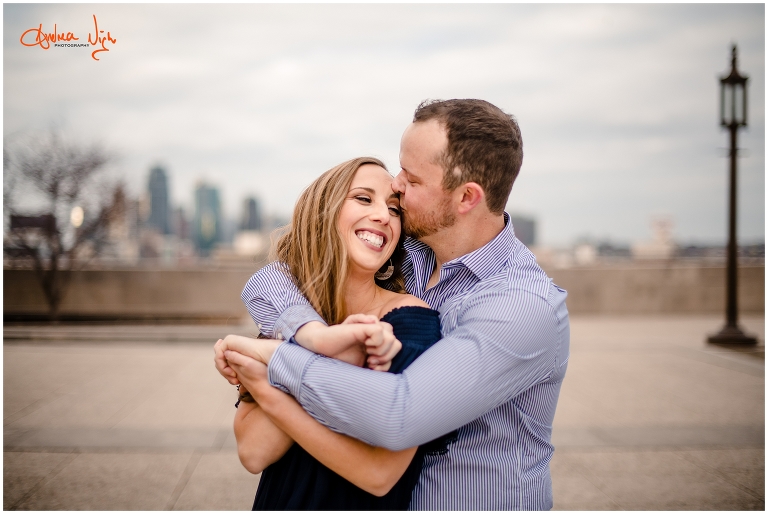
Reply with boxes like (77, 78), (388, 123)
(546, 265), (763, 314)
(4, 264), (764, 321)
(4, 268), (258, 322)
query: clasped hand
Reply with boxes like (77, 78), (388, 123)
(298, 314), (402, 371)
(214, 335), (280, 386)
(213, 315), (402, 387)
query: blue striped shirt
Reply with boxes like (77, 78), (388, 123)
(241, 214), (570, 510)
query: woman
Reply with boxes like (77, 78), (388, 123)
(216, 157), (451, 510)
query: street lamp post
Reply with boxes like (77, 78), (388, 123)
(707, 44), (757, 345)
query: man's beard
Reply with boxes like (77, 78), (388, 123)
(403, 194), (456, 239)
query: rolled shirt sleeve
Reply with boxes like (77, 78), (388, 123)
(241, 262), (326, 340)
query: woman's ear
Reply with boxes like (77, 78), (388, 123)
(456, 182), (485, 214)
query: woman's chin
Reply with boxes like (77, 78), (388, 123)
(348, 262), (387, 278)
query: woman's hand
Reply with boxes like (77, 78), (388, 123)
(214, 338), (240, 385)
(226, 348), (417, 496)
(295, 317), (402, 371)
(229, 352), (288, 408)
(225, 350), (272, 400)
(214, 335), (281, 385)
(226, 352), (295, 474)
(360, 321), (401, 371)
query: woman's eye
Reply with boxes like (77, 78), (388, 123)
(389, 206), (401, 216)
(354, 195), (371, 203)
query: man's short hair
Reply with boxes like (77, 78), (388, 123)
(413, 99), (523, 215)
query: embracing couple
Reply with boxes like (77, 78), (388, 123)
(214, 99), (570, 510)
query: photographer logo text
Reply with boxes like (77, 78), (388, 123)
(20, 15), (116, 61)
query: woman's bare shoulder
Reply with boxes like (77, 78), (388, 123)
(380, 291), (430, 314)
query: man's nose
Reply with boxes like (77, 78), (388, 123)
(392, 171), (405, 194)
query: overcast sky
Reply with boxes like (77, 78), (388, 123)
(4, 3), (765, 246)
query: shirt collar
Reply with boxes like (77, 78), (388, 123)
(403, 212), (517, 281)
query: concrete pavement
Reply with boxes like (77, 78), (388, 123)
(4, 315), (764, 510)
(550, 315), (763, 510)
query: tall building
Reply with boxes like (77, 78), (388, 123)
(194, 182), (222, 255)
(147, 165), (170, 234)
(509, 215), (536, 247)
(172, 207), (190, 241)
(240, 197), (262, 232)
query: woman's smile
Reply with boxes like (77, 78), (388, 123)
(355, 229), (387, 250)
(338, 164), (402, 272)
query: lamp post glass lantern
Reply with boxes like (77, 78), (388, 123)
(707, 44), (757, 346)
(719, 47), (747, 128)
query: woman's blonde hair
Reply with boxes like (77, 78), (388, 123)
(270, 157), (405, 325)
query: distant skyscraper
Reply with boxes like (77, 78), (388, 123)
(240, 197), (262, 231)
(194, 182), (222, 255)
(173, 207), (190, 241)
(147, 165), (170, 234)
(509, 215), (536, 247)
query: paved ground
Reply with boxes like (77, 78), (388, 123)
(4, 315), (764, 510)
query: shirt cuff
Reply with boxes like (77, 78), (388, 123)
(273, 304), (327, 341)
(268, 341), (318, 397)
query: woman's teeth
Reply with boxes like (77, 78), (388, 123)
(356, 230), (384, 248)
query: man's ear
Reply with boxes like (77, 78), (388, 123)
(456, 182), (485, 214)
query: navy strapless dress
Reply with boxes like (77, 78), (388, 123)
(252, 306), (456, 511)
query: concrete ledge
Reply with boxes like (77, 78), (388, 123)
(547, 265), (763, 314)
(4, 268), (258, 320)
(4, 264), (764, 318)
(3, 324), (258, 343)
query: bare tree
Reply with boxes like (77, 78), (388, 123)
(4, 131), (125, 321)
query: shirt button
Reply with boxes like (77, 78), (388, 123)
(277, 332), (283, 339)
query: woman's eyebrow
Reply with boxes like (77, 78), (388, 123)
(349, 186), (397, 199)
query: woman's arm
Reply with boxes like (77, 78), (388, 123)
(233, 391), (294, 474)
(228, 351), (418, 497)
(219, 333), (401, 479)
(217, 302), (412, 477)
(216, 328), (401, 375)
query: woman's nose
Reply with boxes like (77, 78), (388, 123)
(369, 201), (390, 224)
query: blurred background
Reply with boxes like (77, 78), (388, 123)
(4, 3), (764, 511)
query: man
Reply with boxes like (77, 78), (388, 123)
(218, 99), (569, 509)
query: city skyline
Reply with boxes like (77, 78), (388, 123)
(147, 165), (171, 235)
(4, 4), (764, 246)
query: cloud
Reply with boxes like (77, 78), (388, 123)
(4, 3), (764, 245)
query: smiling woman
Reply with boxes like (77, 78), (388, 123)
(273, 157), (408, 326)
(213, 156), (448, 510)
(339, 165), (403, 283)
